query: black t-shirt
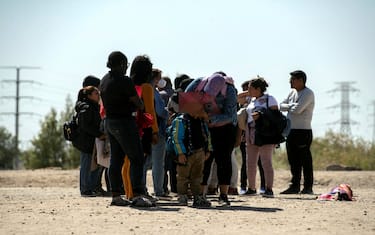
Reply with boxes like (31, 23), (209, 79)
(99, 71), (138, 118)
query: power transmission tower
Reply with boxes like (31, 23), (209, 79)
(327, 81), (359, 135)
(0, 66), (40, 169)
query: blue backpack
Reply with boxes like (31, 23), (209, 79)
(165, 125), (176, 157)
(165, 114), (188, 158)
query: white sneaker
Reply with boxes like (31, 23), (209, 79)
(239, 188), (247, 195)
(259, 187), (266, 194)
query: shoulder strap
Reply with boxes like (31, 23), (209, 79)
(195, 78), (208, 92)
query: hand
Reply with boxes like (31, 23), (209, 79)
(152, 133), (159, 144)
(251, 112), (260, 120)
(99, 134), (106, 140)
(204, 152), (211, 161)
(178, 154), (187, 165)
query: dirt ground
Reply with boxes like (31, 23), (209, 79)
(0, 168), (374, 235)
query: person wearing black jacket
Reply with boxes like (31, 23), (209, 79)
(73, 85), (105, 197)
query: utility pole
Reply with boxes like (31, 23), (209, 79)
(0, 66), (40, 169)
(327, 81), (359, 135)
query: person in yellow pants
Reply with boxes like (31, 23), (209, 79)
(122, 156), (133, 199)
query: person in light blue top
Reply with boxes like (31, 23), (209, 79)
(185, 72), (237, 207)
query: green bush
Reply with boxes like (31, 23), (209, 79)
(311, 131), (375, 170)
(239, 130), (375, 170)
(273, 130), (375, 170)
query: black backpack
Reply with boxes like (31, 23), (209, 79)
(63, 115), (78, 141)
(254, 95), (288, 146)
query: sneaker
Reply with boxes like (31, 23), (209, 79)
(239, 188), (247, 195)
(262, 189), (274, 198)
(228, 187), (239, 195)
(280, 186), (300, 194)
(259, 187), (266, 194)
(111, 196), (131, 206)
(178, 195), (189, 206)
(244, 189), (257, 196)
(81, 191), (97, 197)
(143, 193), (159, 203)
(154, 193), (173, 199)
(94, 188), (112, 197)
(300, 188), (314, 195)
(218, 194), (230, 207)
(131, 196), (155, 207)
(192, 195), (211, 208)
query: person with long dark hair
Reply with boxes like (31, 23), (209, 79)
(73, 85), (104, 197)
(243, 77), (278, 198)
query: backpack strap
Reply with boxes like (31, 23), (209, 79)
(195, 75), (227, 97)
(195, 77), (208, 93)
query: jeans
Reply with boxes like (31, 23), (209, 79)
(144, 137), (166, 196)
(79, 152), (98, 193)
(105, 117), (146, 196)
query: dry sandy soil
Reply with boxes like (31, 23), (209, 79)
(0, 168), (374, 235)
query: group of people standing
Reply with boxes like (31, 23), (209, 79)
(72, 50), (315, 208)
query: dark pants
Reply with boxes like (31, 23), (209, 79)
(240, 141), (247, 189)
(95, 166), (110, 191)
(164, 152), (177, 193)
(286, 129), (313, 189)
(105, 117), (146, 196)
(202, 124), (236, 186)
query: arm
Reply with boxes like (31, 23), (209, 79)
(204, 122), (213, 152)
(209, 85), (238, 125)
(237, 90), (249, 105)
(268, 95), (279, 110)
(79, 106), (103, 138)
(172, 117), (187, 155)
(185, 78), (201, 92)
(142, 83), (159, 134)
(280, 90), (297, 112)
(289, 89), (314, 114)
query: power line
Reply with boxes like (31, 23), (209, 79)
(0, 66), (40, 169)
(326, 81), (359, 135)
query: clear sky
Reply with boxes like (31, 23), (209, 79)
(0, 0), (374, 149)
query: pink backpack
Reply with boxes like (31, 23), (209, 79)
(195, 73), (227, 97)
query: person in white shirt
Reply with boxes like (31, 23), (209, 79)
(239, 76), (278, 198)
